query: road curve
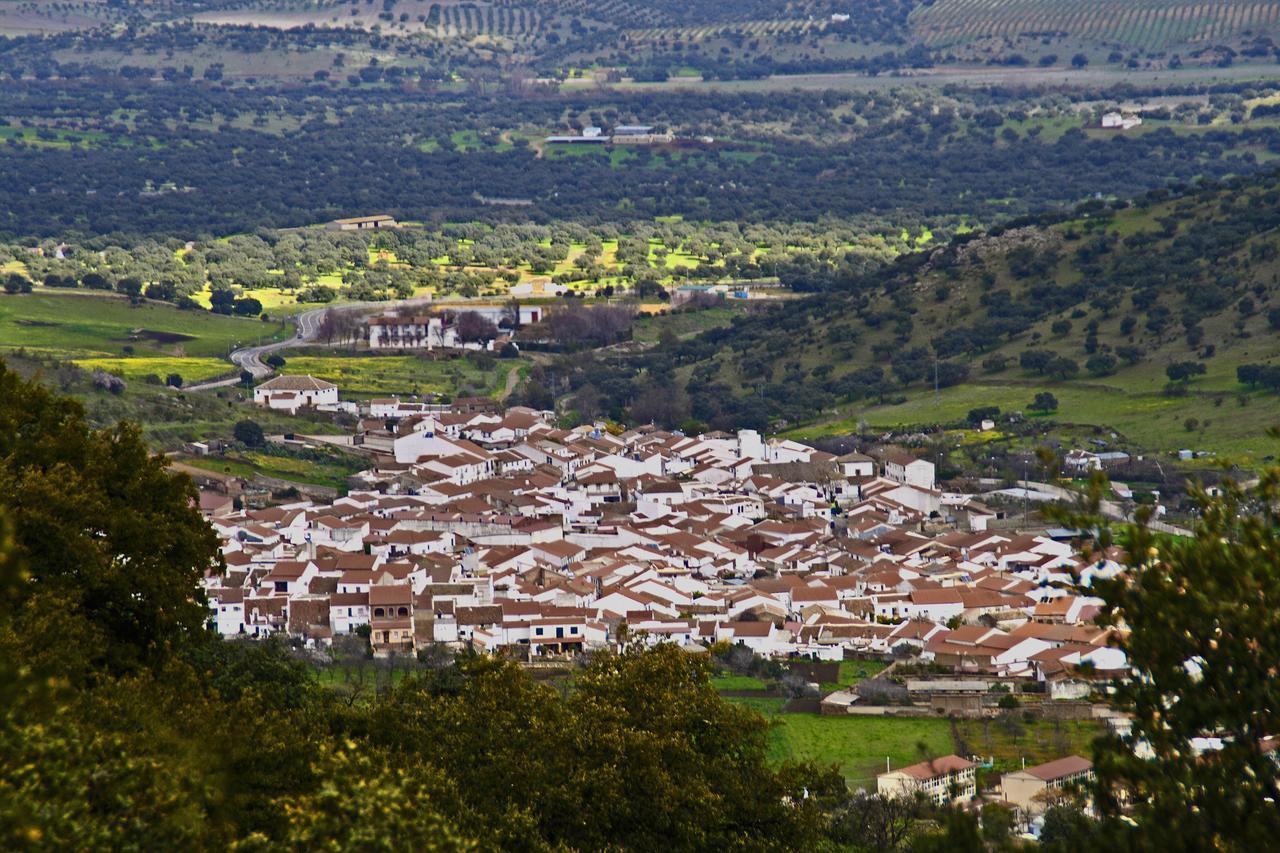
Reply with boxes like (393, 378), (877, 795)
(185, 296), (439, 391)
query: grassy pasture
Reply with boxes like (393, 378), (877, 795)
(633, 305), (746, 342)
(0, 124), (105, 148)
(725, 699), (1103, 789)
(0, 292), (282, 358)
(954, 718), (1102, 775)
(72, 357), (234, 383)
(278, 353), (515, 399)
(765, 713), (955, 789)
(183, 450), (365, 491)
(786, 377), (1280, 460)
(710, 673), (772, 691)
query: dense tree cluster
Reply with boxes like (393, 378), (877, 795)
(0, 79), (1270, 239)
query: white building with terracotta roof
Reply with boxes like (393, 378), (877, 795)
(253, 374), (338, 411)
(877, 755), (977, 805)
(1000, 755), (1093, 815)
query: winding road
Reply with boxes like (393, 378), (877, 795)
(185, 296), (438, 391)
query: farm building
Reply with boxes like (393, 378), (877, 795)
(1101, 112), (1142, 130)
(253, 375), (339, 412)
(545, 126), (609, 144)
(509, 279), (568, 297)
(367, 315), (456, 351)
(326, 214), (399, 232)
(612, 125), (673, 145)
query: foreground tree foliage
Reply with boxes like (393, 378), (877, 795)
(0, 361), (221, 672)
(1038, 470), (1280, 851)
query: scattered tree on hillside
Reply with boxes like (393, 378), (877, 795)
(1029, 391), (1058, 412)
(1166, 361), (1206, 383)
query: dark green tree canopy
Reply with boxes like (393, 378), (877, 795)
(0, 361), (220, 672)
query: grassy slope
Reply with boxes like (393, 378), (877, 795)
(684, 173), (1280, 460)
(279, 353), (516, 399)
(725, 698), (1103, 789)
(181, 449), (365, 490)
(0, 291), (285, 358)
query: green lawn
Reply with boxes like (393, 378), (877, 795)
(0, 292), (283, 359)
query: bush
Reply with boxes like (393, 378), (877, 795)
(233, 419), (266, 448)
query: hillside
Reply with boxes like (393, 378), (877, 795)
(573, 169), (1280, 459)
(2, 0), (1275, 82)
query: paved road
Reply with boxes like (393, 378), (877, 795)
(186, 296), (438, 391)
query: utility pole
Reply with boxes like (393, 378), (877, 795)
(1022, 458), (1029, 528)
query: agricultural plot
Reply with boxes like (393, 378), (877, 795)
(765, 713), (955, 789)
(954, 718), (1102, 775)
(731, 699), (1101, 789)
(912, 0), (1280, 51)
(626, 18), (821, 43)
(71, 357), (234, 384)
(277, 353), (516, 399)
(427, 2), (543, 39)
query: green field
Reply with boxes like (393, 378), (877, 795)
(954, 717), (1101, 775)
(786, 377), (1280, 461)
(279, 353), (519, 399)
(727, 703), (1102, 789)
(0, 292), (284, 359)
(765, 712), (955, 789)
(183, 449), (365, 490)
(634, 305), (746, 343)
(822, 659), (888, 693)
(73, 356), (234, 384)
